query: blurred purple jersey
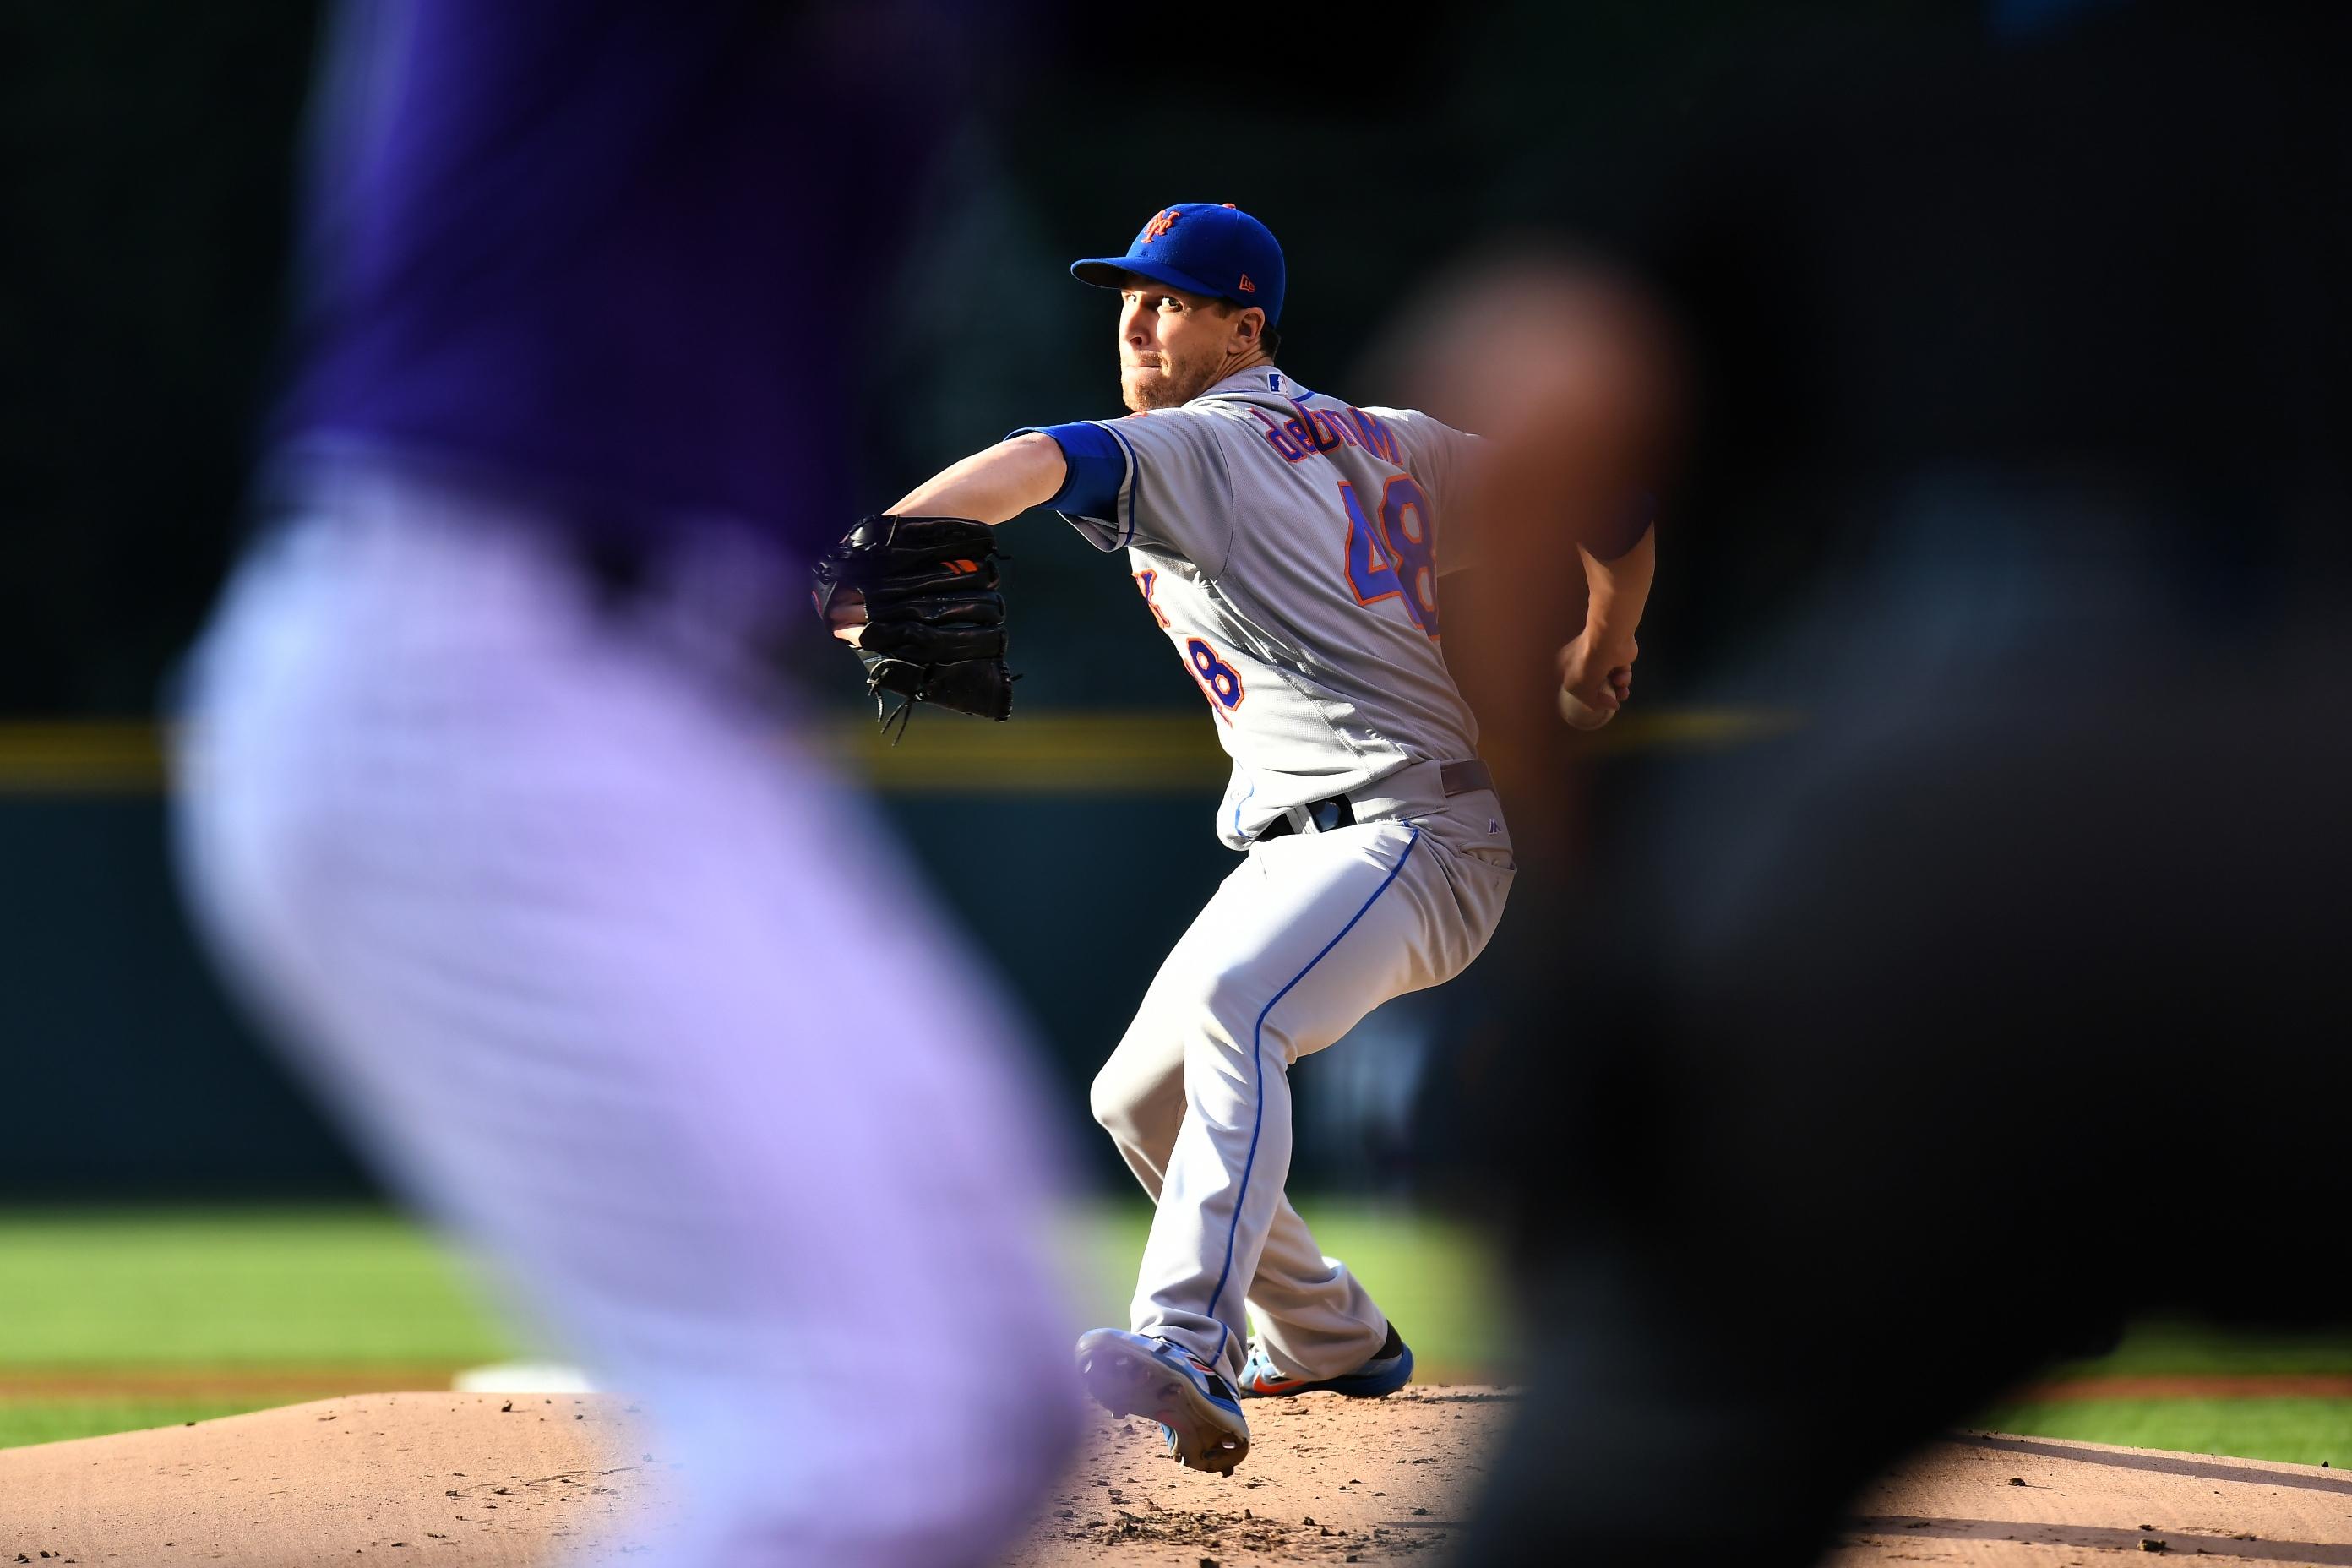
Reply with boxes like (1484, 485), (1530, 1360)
(275, 1), (966, 553)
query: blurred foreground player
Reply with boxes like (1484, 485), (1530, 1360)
(169, 5), (1077, 1563)
(1404, 5), (2352, 1563)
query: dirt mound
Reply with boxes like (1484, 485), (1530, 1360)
(5, 1388), (2344, 1565)
(0, 1392), (673, 1566)
(1832, 1430), (2352, 1565)
(1003, 1386), (1513, 1565)
(1006, 1396), (2352, 1567)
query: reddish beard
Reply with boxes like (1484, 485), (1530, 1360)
(1120, 352), (1222, 411)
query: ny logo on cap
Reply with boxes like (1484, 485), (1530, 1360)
(1142, 209), (1179, 244)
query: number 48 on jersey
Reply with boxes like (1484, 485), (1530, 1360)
(1339, 476), (1440, 638)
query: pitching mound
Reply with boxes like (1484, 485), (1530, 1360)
(6, 1390), (2346, 1565)
(1005, 1395), (2352, 1566)
(0, 1392), (673, 1566)
(1832, 1431), (2352, 1565)
(1004, 1385), (1511, 1565)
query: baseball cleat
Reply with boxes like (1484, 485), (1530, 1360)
(1074, 1327), (1250, 1474)
(1237, 1321), (1414, 1398)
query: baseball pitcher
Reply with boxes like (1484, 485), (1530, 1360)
(821, 202), (1655, 1474)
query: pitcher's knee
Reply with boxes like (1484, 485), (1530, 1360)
(1188, 966), (1271, 1052)
(1090, 1061), (1146, 1144)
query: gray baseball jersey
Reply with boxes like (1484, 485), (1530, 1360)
(1034, 368), (1486, 848)
(1038, 368), (1516, 1396)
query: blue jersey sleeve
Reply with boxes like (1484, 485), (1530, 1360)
(1010, 422), (1128, 520)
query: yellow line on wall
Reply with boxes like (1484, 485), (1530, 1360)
(1578, 705), (1807, 757)
(0, 709), (1800, 797)
(0, 723), (168, 794)
(837, 713), (1232, 792)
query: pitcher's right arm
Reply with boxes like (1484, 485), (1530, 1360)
(887, 432), (1069, 524)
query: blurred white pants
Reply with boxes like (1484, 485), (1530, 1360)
(172, 464), (1078, 1566)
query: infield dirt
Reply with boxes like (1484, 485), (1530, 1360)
(4, 1387), (2349, 1565)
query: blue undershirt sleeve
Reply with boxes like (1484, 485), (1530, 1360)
(1010, 422), (1128, 520)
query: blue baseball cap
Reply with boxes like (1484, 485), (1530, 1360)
(1070, 203), (1285, 326)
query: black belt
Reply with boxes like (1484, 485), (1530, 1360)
(1255, 759), (1494, 841)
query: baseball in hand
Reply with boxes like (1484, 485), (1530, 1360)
(1557, 659), (1634, 731)
(1558, 684), (1614, 729)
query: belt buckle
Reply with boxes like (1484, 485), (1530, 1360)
(1307, 797), (1354, 834)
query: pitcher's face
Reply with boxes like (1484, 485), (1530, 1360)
(1116, 276), (1259, 411)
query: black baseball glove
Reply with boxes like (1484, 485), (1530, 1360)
(811, 514), (1014, 734)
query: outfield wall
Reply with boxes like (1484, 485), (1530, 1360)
(0, 715), (1417, 1197)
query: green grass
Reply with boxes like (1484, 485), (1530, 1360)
(1979, 1398), (2352, 1468)
(6, 1205), (2350, 1467)
(0, 1199), (1511, 1450)
(0, 1399), (285, 1448)
(1975, 1320), (2352, 1467)
(2044, 1321), (2352, 1378)
(0, 1207), (515, 1368)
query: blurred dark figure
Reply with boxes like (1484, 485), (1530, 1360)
(1398, 4), (2352, 1562)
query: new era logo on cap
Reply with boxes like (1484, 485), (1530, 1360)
(1069, 203), (1288, 326)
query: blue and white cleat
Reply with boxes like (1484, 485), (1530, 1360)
(1074, 1328), (1250, 1474)
(1236, 1322), (1414, 1399)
